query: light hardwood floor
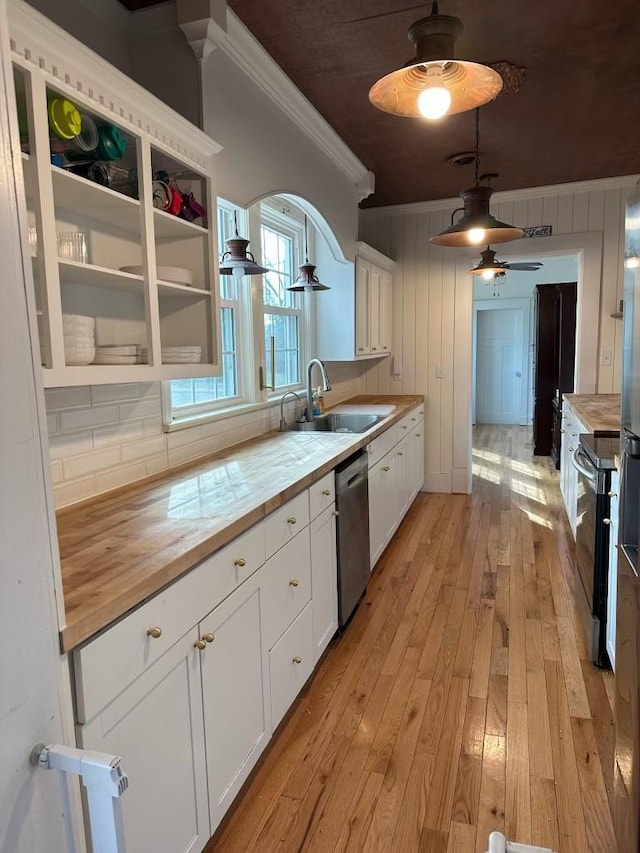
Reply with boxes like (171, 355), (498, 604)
(206, 425), (616, 853)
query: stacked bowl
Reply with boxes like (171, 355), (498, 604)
(63, 313), (95, 364)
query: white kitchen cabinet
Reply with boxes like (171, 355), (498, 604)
(261, 528), (312, 650)
(77, 628), (210, 853)
(316, 241), (395, 361)
(368, 405), (425, 570)
(269, 602), (315, 728)
(199, 572), (271, 833)
(606, 469), (620, 669)
(11, 6), (222, 386)
(560, 399), (589, 538)
(310, 503), (338, 661)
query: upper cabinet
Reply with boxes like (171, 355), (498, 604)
(316, 241), (395, 361)
(10, 3), (223, 387)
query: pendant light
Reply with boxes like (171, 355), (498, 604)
(469, 246), (509, 279)
(219, 211), (269, 277)
(430, 109), (524, 247)
(368, 1), (503, 120)
(286, 215), (330, 292)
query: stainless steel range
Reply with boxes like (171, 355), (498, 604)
(572, 431), (619, 667)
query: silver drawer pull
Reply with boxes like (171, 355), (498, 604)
(292, 656), (302, 664)
(287, 517), (297, 525)
(234, 557), (246, 567)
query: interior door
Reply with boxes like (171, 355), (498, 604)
(475, 306), (526, 424)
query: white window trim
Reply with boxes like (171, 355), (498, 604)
(162, 197), (313, 428)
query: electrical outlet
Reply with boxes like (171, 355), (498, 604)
(436, 365), (446, 379)
(601, 350), (612, 367)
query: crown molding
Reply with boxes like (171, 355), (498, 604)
(205, 8), (372, 195)
(361, 174), (640, 218)
(8, 0), (221, 166)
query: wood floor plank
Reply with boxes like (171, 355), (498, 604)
(206, 426), (615, 853)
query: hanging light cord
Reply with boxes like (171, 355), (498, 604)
(233, 210), (239, 237)
(303, 214), (309, 263)
(474, 107), (480, 187)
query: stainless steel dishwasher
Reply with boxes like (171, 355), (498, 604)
(335, 449), (370, 627)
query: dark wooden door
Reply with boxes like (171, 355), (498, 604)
(533, 282), (577, 456)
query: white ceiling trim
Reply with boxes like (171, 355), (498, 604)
(213, 9), (373, 193)
(361, 173), (640, 218)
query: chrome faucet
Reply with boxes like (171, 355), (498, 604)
(279, 391), (301, 431)
(305, 358), (331, 421)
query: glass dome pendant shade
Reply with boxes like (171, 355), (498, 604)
(286, 215), (330, 292)
(219, 211), (269, 277)
(368, 1), (503, 120)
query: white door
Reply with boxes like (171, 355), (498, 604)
(475, 306), (527, 424)
(0, 4), (80, 849)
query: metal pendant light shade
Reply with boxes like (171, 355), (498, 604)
(219, 212), (269, 276)
(368, 1), (503, 119)
(286, 216), (330, 292)
(431, 108), (523, 247)
(432, 185), (524, 247)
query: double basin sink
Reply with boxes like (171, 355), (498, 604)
(286, 413), (383, 434)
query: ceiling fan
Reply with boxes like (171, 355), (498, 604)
(469, 246), (543, 280)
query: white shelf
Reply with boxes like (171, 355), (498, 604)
(154, 208), (208, 242)
(51, 166), (142, 236)
(157, 280), (211, 297)
(59, 260), (144, 294)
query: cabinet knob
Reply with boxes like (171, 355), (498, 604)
(234, 557), (246, 567)
(147, 627), (162, 639)
(322, 488), (331, 496)
(289, 579), (299, 587)
(292, 656), (302, 664)
(372, 347), (377, 351)
(608, 491), (618, 498)
(332, 510), (339, 517)
(383, 346), (388, 350)
(603, 518), (612, 526)
(194, 639), (207, 650)
(202, 633), (215, 643)
(287, 517), (297, 525)
(398, 451), (404, 456)
(560, 429), (566, 434)
(401, 425), (408, 430)
(569, 448), (574, 453)
(416, 433), (421, 438)
(411, 417), (416, 422)
(358, 347), (364, 352)
(383, 466), (391, 472)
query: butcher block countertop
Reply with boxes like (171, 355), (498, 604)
(563, 393), (621, 433)
(57, 395), (423, 652)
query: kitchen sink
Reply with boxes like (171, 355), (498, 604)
(286, 413), (384, 433)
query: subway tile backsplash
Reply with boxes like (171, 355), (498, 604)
(45, 362), (367, 508)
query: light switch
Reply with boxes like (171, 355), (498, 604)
(601, 350), (612, 367)
(436, 365), (446, 379)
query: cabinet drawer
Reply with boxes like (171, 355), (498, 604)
(264, 492), (309, 558)
(261, 528), (311, 649)
(397, 410), (418, 437)
(309, 471), (335, 520)
(74, 567), (207, 723)
(269, 602), (314, 729)
(74, 522), (266, 723)
(367, 425), (398, 468)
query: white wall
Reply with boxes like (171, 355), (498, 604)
(1, 2), (81, 846)
(360, 177), (635, 492)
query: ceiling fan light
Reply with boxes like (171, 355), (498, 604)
(481, 269), (496, 281)
(368, 5), (503, 119)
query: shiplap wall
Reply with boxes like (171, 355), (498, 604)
(44, 361), (367, 508)
(360, 176), (637, 493)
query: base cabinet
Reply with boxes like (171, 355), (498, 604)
(199, 574), (271, 833)
(560, 399), (588, 538)
(310, 503), (338, 661)
(369, 405), (425, 570)
(77, 629), (209, 853)
(606, 470), (620, 669)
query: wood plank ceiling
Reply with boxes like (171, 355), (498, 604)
(119, 0), (640, 208)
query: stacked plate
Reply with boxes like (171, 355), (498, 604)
(93, 344), (141, 365)
(62, 313), (95, 365)
(139, 345), (202, 364)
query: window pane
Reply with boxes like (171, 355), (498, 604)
(265, 313), (299, 387)
(262, 225), (295, 308)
